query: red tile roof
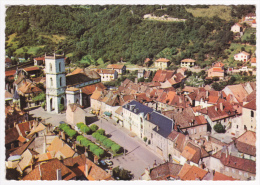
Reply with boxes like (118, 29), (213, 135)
(149, 162), (183, 180)
(194, 115), (207, 125)
(181, 58), (196, 63)
(156, 58), (170, 63)
(24, 66), (40, 72)
(96, 69), (115, 74)
(5, 70), (16, 77)
(235, 131), (256, 156)
(22, 158), (76, 180)
(5, 57), (12, 63)
(181, 165), (208, 180)
(34, 57), (45, 61)
(212, 67), (224, 72)
(243, 98), (256, 110)
(213, 171), (236, 180)
(16, 121), (30, 137)
(153, 70), (175, 82)
(5, 127), (20, 145)
(107, 64), (125, 69)
(251, 57), (256, 63)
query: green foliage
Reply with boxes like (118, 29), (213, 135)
(96, 129), (105, 135)
(76, 122), (84, 129)
(143, 137), (147, 142)
(213, 123), (225, 133)
(59, 123), (70, 131)
(111, 144), (121, 153)
(32, 92), (46, 102)
(81, 138), (92, 147)
(95, 133), (102, 140)
(90, 124), (99, 132)
(93, 148), (105, 157)
(76, 135), (85, 142)
(41, 100), (46, 109)
(99, 135), (107, 142)
(90, 144), (99, 152)
(66, 129), (77, 138)
(80, 125), (91, 134)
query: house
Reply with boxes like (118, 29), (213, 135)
(178, 163), (208, 180)
(234, 51), (250, 62)
(143, 70), (152, 79)
(245, 13), (256, 21)
(213, 171), (236, 180)
(161, 73), (186, 88)
(5, 57), (12, 68)
(63, 154), (114, 180)
(176, 67), (187, 76)
(46, 136), (77, 160)
(34, 56), (45, 66)
(230, 23), (242, 33)
(16, 149), (39, 174)
(209, 150), (256, 180)
(242, 98), (256, 132)
(144, 111), (174, 159)
(5, 127), (20, 151)
(96, 69), (118, 82)
(123, 100), (153, 138)
(23, 66), (41, 78)
(143, 58), (151, 67)
(66, 104), (86, 127)
(250, 57), (256, 67)
(222, 84), (249, 103)
(152, 70), (175, 83)
(5, 104), (28, 130)
(234, 131), (256, 161)
(154, 58), (170, 69)
(141, 162), (183, 180)
(137, 69), (145, 79)
(180, 58), (195, 68)
(22, 158), (77, 180)
(207, 67), (224, 80)
(106, 64), (126, 75)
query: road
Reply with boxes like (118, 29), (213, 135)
(29, 107), (164, 180)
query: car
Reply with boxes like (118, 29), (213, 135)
(104, 160), (113, 166)
(99, 160), (107, 166)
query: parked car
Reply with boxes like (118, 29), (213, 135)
(104, 160), (113, 166)
(99, 160), (107, 166)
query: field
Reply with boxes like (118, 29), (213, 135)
(241, 28), (256, 41)
(186, 5), (232, 21)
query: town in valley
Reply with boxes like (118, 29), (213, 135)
(4, 5), (257, 181)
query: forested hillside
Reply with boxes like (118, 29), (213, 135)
(5, 5), (255, 66)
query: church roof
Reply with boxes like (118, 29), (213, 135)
(66, 73), (93, 86)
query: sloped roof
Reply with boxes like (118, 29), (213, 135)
(47, 137), (75, 159)
(155, 58), (170, 62)
(81, 82), (106, 95)
(181, 58), (195, 63)
(153, 70), (175, 82)
(24, 66), (40, 72)
(243, 98), (256, 110)
(213, 171), (236, 180)
(27, 123), (46, 137)
(178, 163), (192, 179)
(10, 138), (34, 156)
(16, 121), (30, 137)
(22, 158), (76, 180)
(66, 73), (93, 86)
(251, 57), (256, 63)
(123, 100), (153, 116)
(36, 151), (55, 162)
(5, 127), (19, 145)
(107, 64), (125, 69)
(34, 57), (45, 61)
(234, 51), (250, 56)
(212, 67), (224, 72)
(235, 131), (256, 156)
(5, 70), (16, 77)
(96, 69), (115, 74)
(18, 82), (42, 95)
(181, 142), (202, 164)
(66, 87), (79, 92)
(5, 90), (13, 100)
(181, 165), (208, 180)
(213, 62), (225, 68)
(149, 162), (183, 180)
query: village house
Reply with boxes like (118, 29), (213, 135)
(34, 56), (45, 66)
(144, 111), (174, 159)
(180, 58), (195, 68)
(66, 103), (86, 127)
(207, 67), (224, 80)
(222, 84), (249, 103)
(106, 64), (126, 75)
(245, 13), (256, 21)
(141, 162), (183, 180)
(154, 58), (170, 69)
(161, 72), (186, 88)
(152, 70), (175, 83)
(96, 69), (118, 82)
(231, 23), (243, 33)
(250, 57), (256, 67)
(22, 158), (77, 180)
(234, 131), (256, 161)
(123, 100), (153, 138)
(234, 51), (250, 62)
(242, 98), (256, 132)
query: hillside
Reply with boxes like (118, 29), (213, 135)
(5, 5), (255, 67)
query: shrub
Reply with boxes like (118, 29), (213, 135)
(111, 144), (121, 153)
(93, 148), (105, 157)
(95, 133), (102, 141)
(81, 138), (91, 147)
(41, 100), (46, 109)
(96, 129), (105, 135)
(59, 104), (64, 111)
(213, 123), (226, 133)
(92, 132), (98, 138)
(143, 137), (147, 142)
(106, 141), (115, 148)
(103, 138), (110, 146)
(90, 144), (99, 152)
(90, 124), (99, 132)
(59, 123), (68, 130)
(80, 125), (91, 134)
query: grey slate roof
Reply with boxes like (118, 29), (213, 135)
(149, 111), (174, 138)
(123, 100), (153, 115)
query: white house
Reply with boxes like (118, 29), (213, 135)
(234, 51), (250, 62)
(96, 69), (118, 82)
(231, 23), (242, 33)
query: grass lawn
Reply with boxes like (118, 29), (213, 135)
(241, 28), (256, 41)
(186, 5), (232, 21)
(223, 43), (256, 67)
(39, 34), (66, 44)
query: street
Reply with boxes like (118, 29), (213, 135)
(29, 107), (164, 180)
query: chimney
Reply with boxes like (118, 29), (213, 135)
(206, 91), (209, 98)
(43, 134), (46, 153)
(147, 113), (150, 121)
(220, 103), (223, 111)
(57, 169), (62, 180)
(39, 164), (42, 180)
(85, 163), (89, 177)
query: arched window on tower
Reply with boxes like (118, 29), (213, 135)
(251, 111), (254, 118)
(50, 63), (52, 72)
(60, 77), (62, 87)
(50, 78), (53, 86)
(59, 63), (61, 72)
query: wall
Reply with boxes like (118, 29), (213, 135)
(242, 108), (256, 132)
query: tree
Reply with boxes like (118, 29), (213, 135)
(90, 144), (99, 152)
(76, 135), (84, 142)
(93, 148), (105, 157)
(80, 125), (91, 134)
(143, 137), (147, 142)
(90, 124), (99, 132)
(213, 123), (225, 133)
(212, 76), (220, 81)
(96, 129), (105, 135)
(59, 104), (64, 112)
(111, 144), (121, 153)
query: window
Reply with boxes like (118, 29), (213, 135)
(237, 125), (239, 129)
(50, 78), (53, 86)
(50, 63), (52, 72)
(244, 173), (248, 177)
(251, 111), (254, 118)
(59, 63), (61, 72)
(60, 77), (62, 87)
(232, 169), (236, 173)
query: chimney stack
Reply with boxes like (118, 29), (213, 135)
(57, 169), (62, 180)
(147, 113), (150, 121)
(85, 163), (89, 177)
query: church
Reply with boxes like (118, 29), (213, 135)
(45, 53), (106, 113)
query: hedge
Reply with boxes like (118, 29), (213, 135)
(111, 144), (121, 153)
(96, 129), (105, 135)
(66, 129), (77, 138)
(76, 135), (85, 142)
(93, 148), (105, 157)
(92, 132), (99, 138)
(90, 124), (99, 132)
(106, 141), (115, 148)
(81, 138), (92, 147)
(59, 123), (76, 138)
(76, 122), (84, 129)
(80, 125), (91, 134)
(99, 135), (107, 142)
(95, 133), (102, 140)
(90, 144), (99, 152)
